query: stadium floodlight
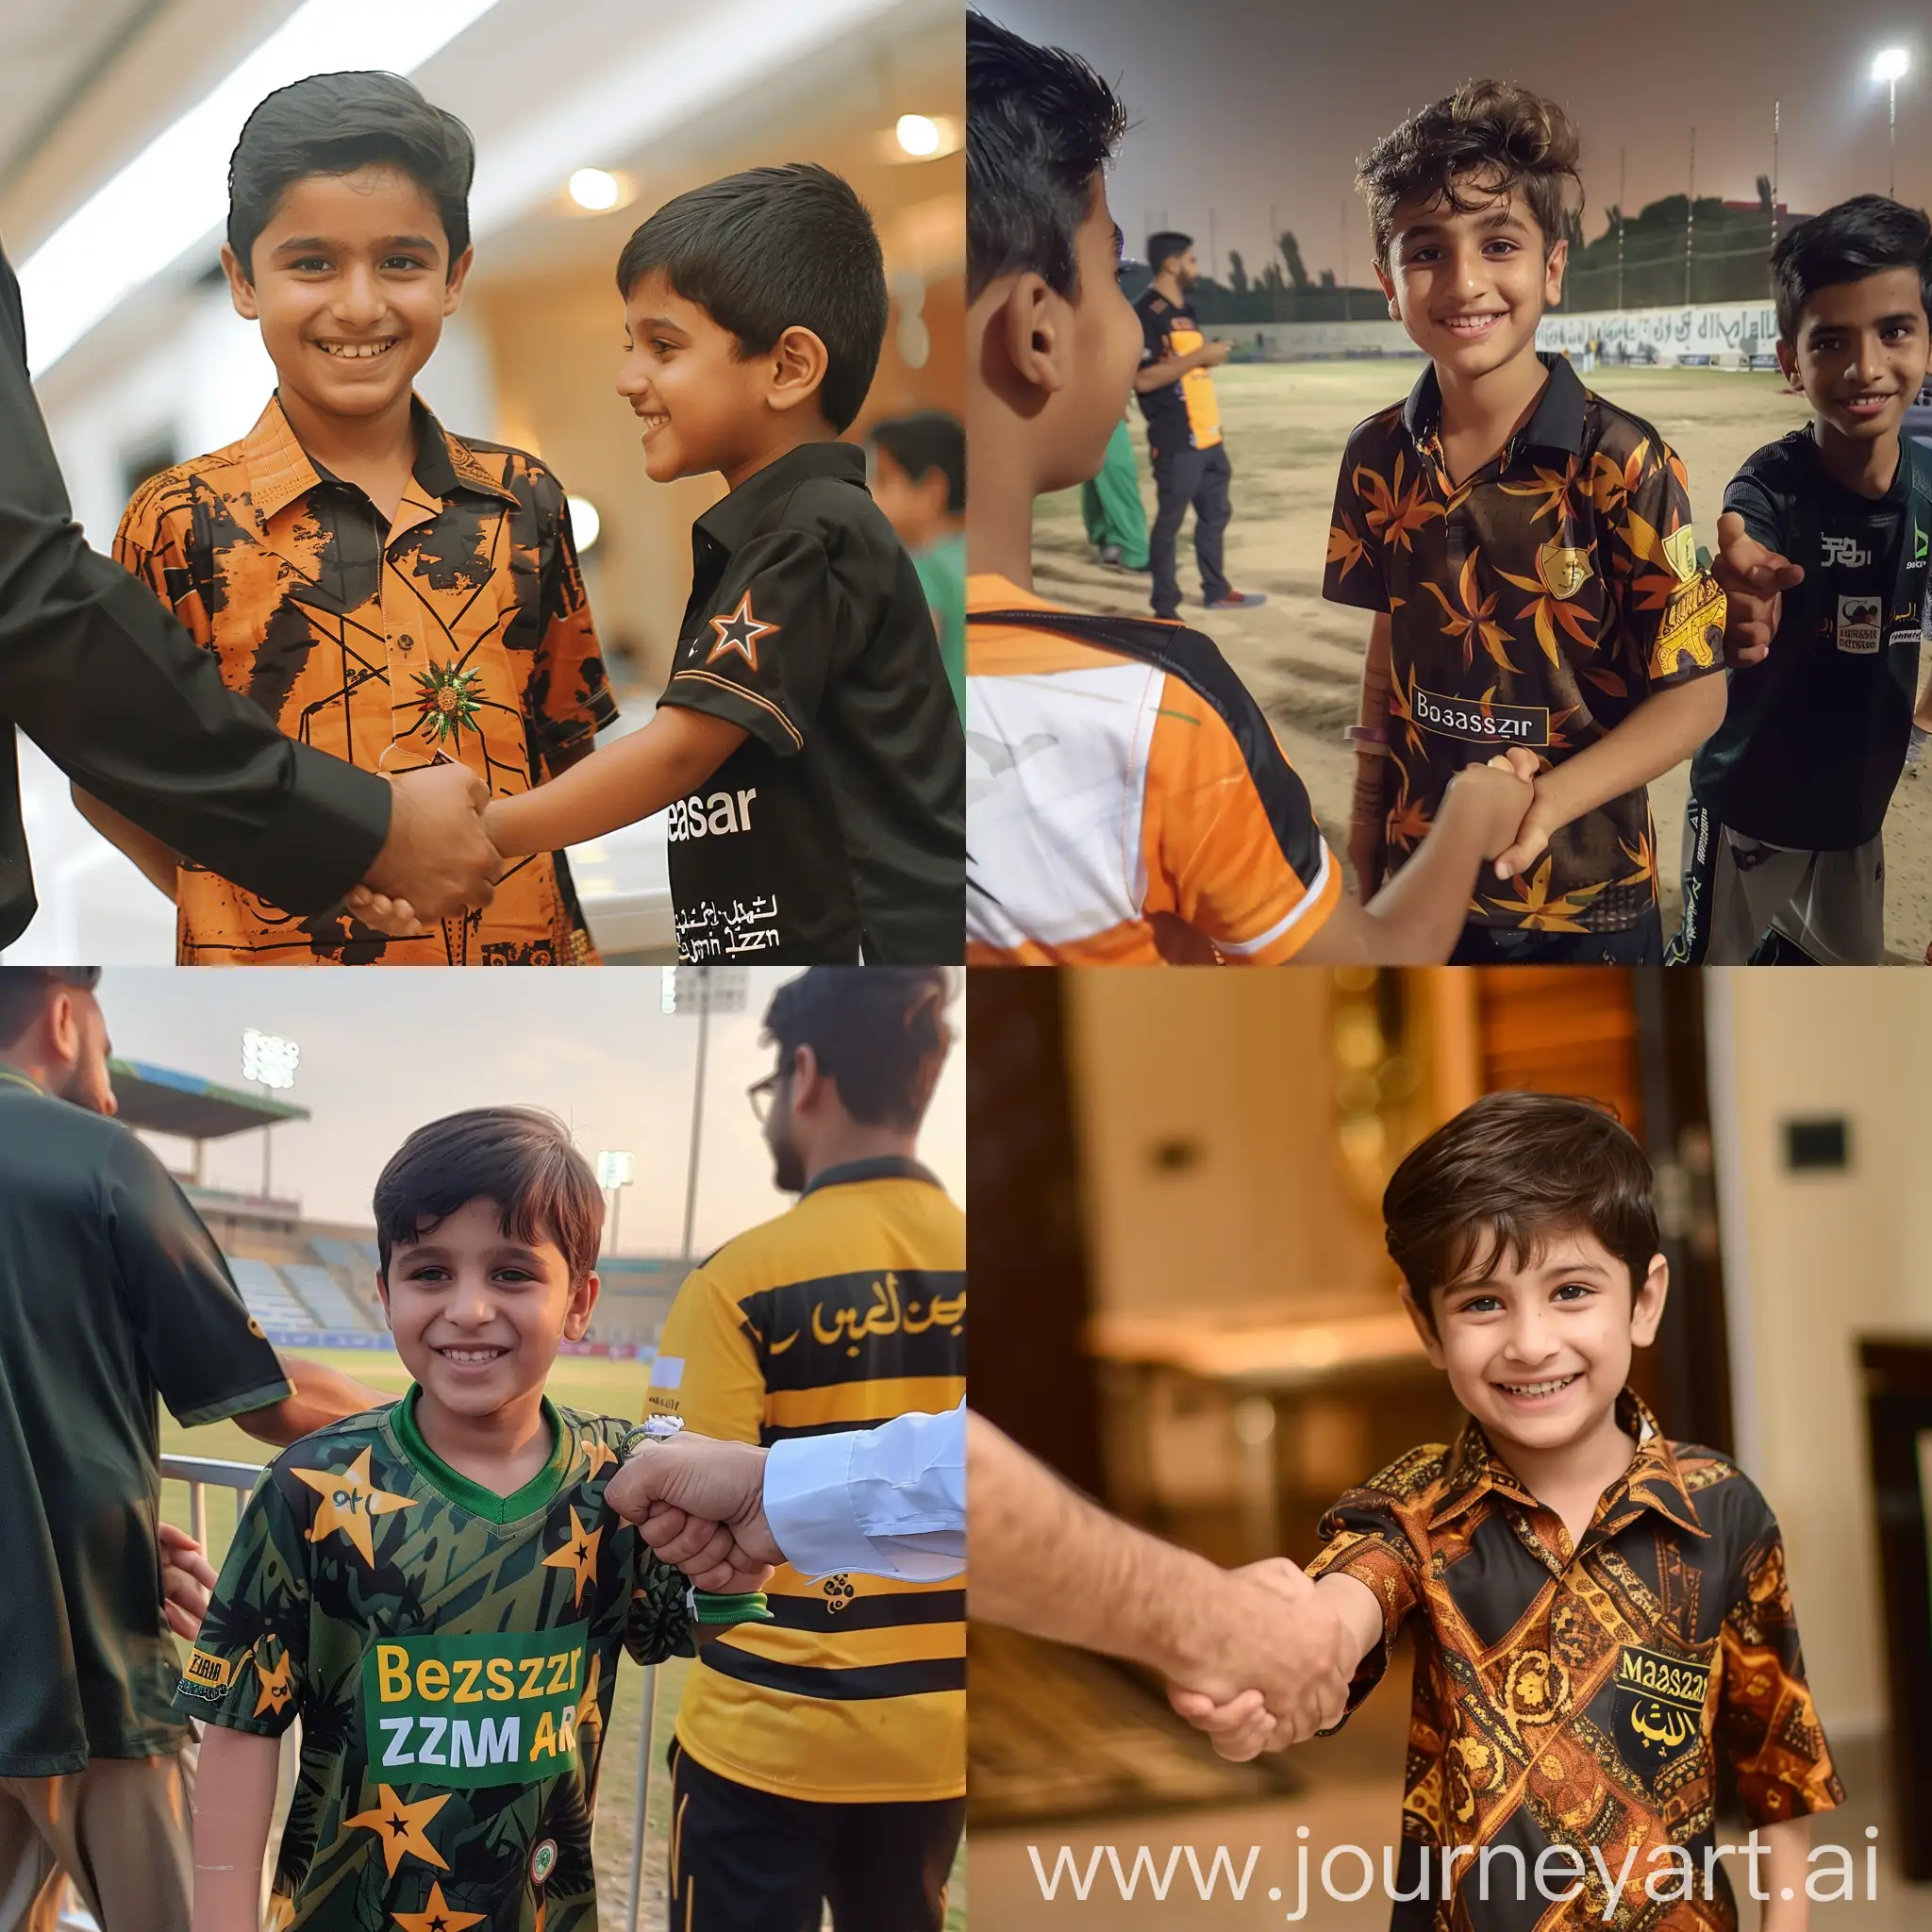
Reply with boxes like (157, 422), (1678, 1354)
(1872, 48), (1911, 196)
(17, 0), (503, 376)
(595, 1150), (635, 1191)
(659, 967), (750, 1016)
(242, 1029), (300, 1091)
(1874, 47), (1910, 83)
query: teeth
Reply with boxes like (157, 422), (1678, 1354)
(1499, 1374), (1578, 1398)
(441, 1347), (505, 1363)
(318, 340), (397, 359)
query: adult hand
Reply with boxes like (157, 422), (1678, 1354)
(360, 763), (500, 920)
(606, 1434), (780, 1592)
(158, 1521), (218, 1641)
(1711, 510), (1803, 668)
(1200, 340), (1233, 368)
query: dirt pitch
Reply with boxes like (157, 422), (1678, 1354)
(1034, 360), (1932, 962)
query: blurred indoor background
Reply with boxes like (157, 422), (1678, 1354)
(1, 0), (961, 961)
(968, 968), (1932, 1928)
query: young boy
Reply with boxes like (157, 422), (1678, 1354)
(965, 11), (1538, 967)
(1332, 84), (1730, 965)
(1175, 1093), (1842, 1931)
(456, 165), (966, 965)
(83, 72), (615, 966)
(175, 1108), (767, 1932)
(867, 411), (967, 716)
(1672, 196), (1932, 964)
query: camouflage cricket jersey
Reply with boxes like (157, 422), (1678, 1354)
(175, 1395), (696, 1932)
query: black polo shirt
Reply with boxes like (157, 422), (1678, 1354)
(1690, 426), (1932, 850)
(1134, 289), (1224, 458)
(0, 1067), (290, 1774)
(657, 441), (965, 963)
(1324, 355), (1727, 933)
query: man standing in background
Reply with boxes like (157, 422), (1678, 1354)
(645, 967), (965, 1932)
(1135, 231), (1265, 619)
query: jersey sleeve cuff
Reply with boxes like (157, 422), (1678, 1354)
(659, 674), (805, 758)
(170, 1374), (292, 1430)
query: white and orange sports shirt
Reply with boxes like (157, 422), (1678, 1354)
(965, 575), (1341, 964)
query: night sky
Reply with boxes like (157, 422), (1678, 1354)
(982, 0), (1928, 279)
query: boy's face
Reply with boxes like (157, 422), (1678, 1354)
(225, 164), (470, 425)
(1400, 1224), (1666, 1457)
(617, 273), (822, 483)
(378, 1196), (597, 1421)
(1780, 267), (1931, 447)
(868, 445), (949, 544)
(1376, 181), (1565, 385)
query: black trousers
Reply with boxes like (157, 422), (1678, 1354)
(1446, 906), (1664, 965)
(1149, 441), (1232, 618)
(666, 1740), (965, 1932)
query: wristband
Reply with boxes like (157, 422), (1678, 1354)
(1344, 724), (1389, 747)
(688, 1587), (774, 1625)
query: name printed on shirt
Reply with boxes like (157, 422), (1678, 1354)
(675, 896), (782, 960)
(1412, 687), (1551, 747)
(1821, 534), (1873, 570)
(666, 789), (758, 841)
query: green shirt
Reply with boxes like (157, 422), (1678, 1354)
(913, 530), (967, 717)
(0, 1067), (290, 1775)
(175, 1400), (695, 1932)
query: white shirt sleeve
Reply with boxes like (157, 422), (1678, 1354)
(762, 1403), (966, 1581)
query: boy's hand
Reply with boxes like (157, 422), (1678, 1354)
(1446, 747), (1541, 867)
(342, 887), (426, 937)
(1712, 510), (1804, 668)
(157, 1521), (217, 1641)
(1168, 1682), (1276, 1762)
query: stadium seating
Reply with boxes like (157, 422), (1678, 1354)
(224, 1256), (316, 1336)
(281, 1262), (377, 1333)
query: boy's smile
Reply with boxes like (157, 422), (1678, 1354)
(1378, 186), (1565, 389)
(224, 164), (470, 431)
(1780, 264), (1931, 450)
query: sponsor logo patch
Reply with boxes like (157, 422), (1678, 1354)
(1822, 533), (1873, 570)
(1610, 1642), (1711, 1780)
(1661, 525), (1699, 583)
(1536, 538), (1594, 599)
(529, 1840), (558, 1888)
(650, 1355), (685, 1391)
(665, 789), (758, 841)
(1650, 572), (1725, 676)
(180, 1647), (234, 1697)
(1911, 525), (1927, 568)
(1411, 686), (1549, 746)
(1836, 595), (1882, 655)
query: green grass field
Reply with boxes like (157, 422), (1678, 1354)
(160, 1350), (966, 1932)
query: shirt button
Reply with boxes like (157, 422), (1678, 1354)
(398, 635), (415, 653)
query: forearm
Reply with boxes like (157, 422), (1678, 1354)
(192, 1727), (279, 1932)
(1307, 779), (1489, 964)
(1533, 673), (1725, 833)
(1757, 1816), (1810, 1930)
(236, 1353), (391, 1447)
(1133, 351), (1205, 391)
(72, 784), (179, 898)
(1314, 1572), (1384, 1672)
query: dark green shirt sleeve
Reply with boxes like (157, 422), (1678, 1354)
(0, 244), (391, 943)
(623, 1551), (697, 1666)
(103, 1131), (291, 1427)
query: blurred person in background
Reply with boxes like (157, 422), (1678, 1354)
(867, 411), (967, 715)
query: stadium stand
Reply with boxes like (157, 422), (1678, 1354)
(281, 1263), (377, 1333)
(225, 1255), (316, 1335)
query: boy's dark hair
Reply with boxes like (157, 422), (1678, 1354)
(374, 1107), (604, 1290)
(615, 164), (886, 434)
(1357, 80), (1581, 266)
(227, 71), (475, 277)
(967, 9), (1126, 303)
(762, 968), (956, 1130)
(869, 411), (965, 514)
(0, 967), (101, 1048)
(1382, 1091), (1659, 1325)
(1145, 231), (1192, 275)
(1770, 193), (1932, 342)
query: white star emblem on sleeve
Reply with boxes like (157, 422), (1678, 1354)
(706, 591), (780, 671)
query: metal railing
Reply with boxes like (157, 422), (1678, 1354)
(59, 1457), (662, 1932)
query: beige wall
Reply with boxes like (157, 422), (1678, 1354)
(1710, 971), (1932, 1736)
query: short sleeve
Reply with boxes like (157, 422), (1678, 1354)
(103, 1133), (291, 1427)
(526, 472), (619, 760)
(172, 1470), (310, 1737)
(1149, 694), (1341, 963)
(624, 1550), (697, 1667)
(658, 528), (844, 758)
(1322, 436), (1392, 614)
(1716, 1524), (1844, 1824)
(1604, 435), (1727, 692)
(1721, 465), (1790, 557)
(644, 1265), (768, 1445)
(1305, 1488), (1426, 1719)
(1138, 301), (1165, 367)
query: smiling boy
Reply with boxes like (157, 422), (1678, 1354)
(1672, 196), (1932, 964)
(473, 165), (965, 964)
(82, 72), (613, 965)
(1174, 1093), (1841, 1932)
(177, 1108), (766, 1932)
(1331, 84), (1730, 963)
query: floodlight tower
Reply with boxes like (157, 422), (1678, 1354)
(1874, 48), (1910, 198)
(241, 1028), (299, 1199)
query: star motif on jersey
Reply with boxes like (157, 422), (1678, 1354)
(289, 1447), (418, 1566)
(343, 1787), (451, 1875)
(253, 1649), (293, 1717)
(706, 591), (779, 671)
(541, 1505), (603, 1608)
(391, 1881), (486, 1932)
(582, 1437), (620, 1480)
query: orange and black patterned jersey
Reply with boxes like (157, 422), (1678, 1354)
(965, 575), (1341, 965)
(1135, 290), (1222, 455)
(1324, 355), (1726, 934)
(1307, 1391), (1840, 1932)
(113, 393), (617, 965)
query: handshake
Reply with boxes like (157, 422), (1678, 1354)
(604, 1432), (783, 1596)
(341, 761), (505, 936)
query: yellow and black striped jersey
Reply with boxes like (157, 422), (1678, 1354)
(644, 1157), (965, 1802)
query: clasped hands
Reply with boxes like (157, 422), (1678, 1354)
(603, 1434), (779, 1595)
(346, 760), (504, 935)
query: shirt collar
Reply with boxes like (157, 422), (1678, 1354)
(238, 391), (520, 525)
(1401, 352), (1589, 462)
(695, 441), (867, 554)
(0, 1063), (42, 1096)
(1428, 1388), (1707, 1540)
(799, 1154), (943, 1199)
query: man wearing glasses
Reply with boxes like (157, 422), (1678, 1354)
(642, 967), (963, 1932)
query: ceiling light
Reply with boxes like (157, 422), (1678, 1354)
(568, 496), (602, 553)
(19, 0), (503, 376)
(568, 168), (623, 212)
(896, 113), (941, 158)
